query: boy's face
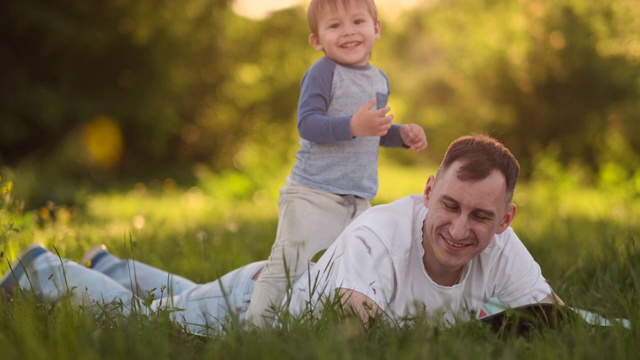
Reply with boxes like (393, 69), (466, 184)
(309, 2), (381, 66)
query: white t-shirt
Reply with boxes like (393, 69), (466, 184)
(287, 195), (552, 326)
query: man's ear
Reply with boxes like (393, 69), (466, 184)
(423, 175), (436, 205)
(309, 33), (323, 51)
(496, 203), (517, 234)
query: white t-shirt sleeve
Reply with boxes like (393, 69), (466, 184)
(491, 230), (552, 307)
(333, 226), (397, 310)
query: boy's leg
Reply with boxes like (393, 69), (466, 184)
(153, 261), (265, 335)
(83, 245), (197, 299)
(246, 178), (370, 327)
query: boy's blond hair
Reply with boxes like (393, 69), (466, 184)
(307, 0), (379, 36)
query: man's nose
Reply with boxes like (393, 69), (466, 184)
(450, 215), (470, 240)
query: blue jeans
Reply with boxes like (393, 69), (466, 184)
(14, 249), (265, 335)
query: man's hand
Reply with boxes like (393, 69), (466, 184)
(350, 98), (394, 137)
(338, 288), (382, 326)
(400, 123), (428, 151)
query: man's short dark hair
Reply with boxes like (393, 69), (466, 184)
(437, 134), (520, 203)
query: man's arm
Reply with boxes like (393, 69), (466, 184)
(338, 288), (382, 326)
(540, 291), (565, 306)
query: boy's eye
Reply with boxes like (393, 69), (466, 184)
(329, 23), (340, 29)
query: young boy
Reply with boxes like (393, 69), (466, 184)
(246, 0), (428, 327)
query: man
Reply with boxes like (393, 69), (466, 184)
(1, 134), (562, 334)
(287, 134), (562, 325)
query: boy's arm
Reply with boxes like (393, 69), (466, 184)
(298, 59), (395, 143)
(380, 124), (428, 151)
(400, 124), (428, 151)
(379, 125), (403, 147)
(297, 60), (353, 143)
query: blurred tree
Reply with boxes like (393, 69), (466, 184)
(490, 1), (640, 176)
(0, 0), (234, 171)
(383, 0), (640, 177)
(2, 0), (640, 207)
(0, 0), (309, 206)
(188, 7), (311, 173)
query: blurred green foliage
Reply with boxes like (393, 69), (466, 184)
(383, 0), (640, 176)
(1, 0), (639, 208)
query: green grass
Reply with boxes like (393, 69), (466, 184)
(1, 165), (639, 359)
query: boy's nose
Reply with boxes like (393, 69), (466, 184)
(342, 24), (356, 35)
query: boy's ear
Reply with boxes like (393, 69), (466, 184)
(309, 33), (323, 51)
(374, 20), (382, 40)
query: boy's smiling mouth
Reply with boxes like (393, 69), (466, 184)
(341, 41), (361, 48)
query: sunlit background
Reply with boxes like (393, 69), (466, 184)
(232, 0), (422, 19)
(1, 0), (639, 209)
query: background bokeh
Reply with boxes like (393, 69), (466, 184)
(1, 0), (639, 208)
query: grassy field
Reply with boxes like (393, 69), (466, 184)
(1, 163), (639, 359)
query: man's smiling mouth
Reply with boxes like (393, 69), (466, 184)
(444, 238), (470, 248)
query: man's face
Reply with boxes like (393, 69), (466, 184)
(422, 160), (516, 283)
(308, 2), (381, 67)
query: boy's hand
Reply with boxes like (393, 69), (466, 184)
(400, 124), (428, 151)
(350, 99), (394, 137)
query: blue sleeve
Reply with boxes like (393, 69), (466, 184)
(379, 124), (406, 148)
(297, 58), (353, 143)
(378, 73), (405, 148)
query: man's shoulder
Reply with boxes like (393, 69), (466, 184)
(365, 195), (421, 218)
(353, 195), (422, 249)
(480, 227), (523, 259)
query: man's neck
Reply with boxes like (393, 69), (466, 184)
(421, 236), (464, 286)
(424, 261), (464, 287)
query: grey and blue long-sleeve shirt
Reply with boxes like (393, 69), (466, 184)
(290, 56), (406, 200)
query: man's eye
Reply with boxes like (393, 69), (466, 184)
(443, 203), (457, 211)
(474, 214), (493, 222)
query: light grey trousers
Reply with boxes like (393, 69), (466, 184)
(13, 249), (265, 335)
(245, 177), (370, 326)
